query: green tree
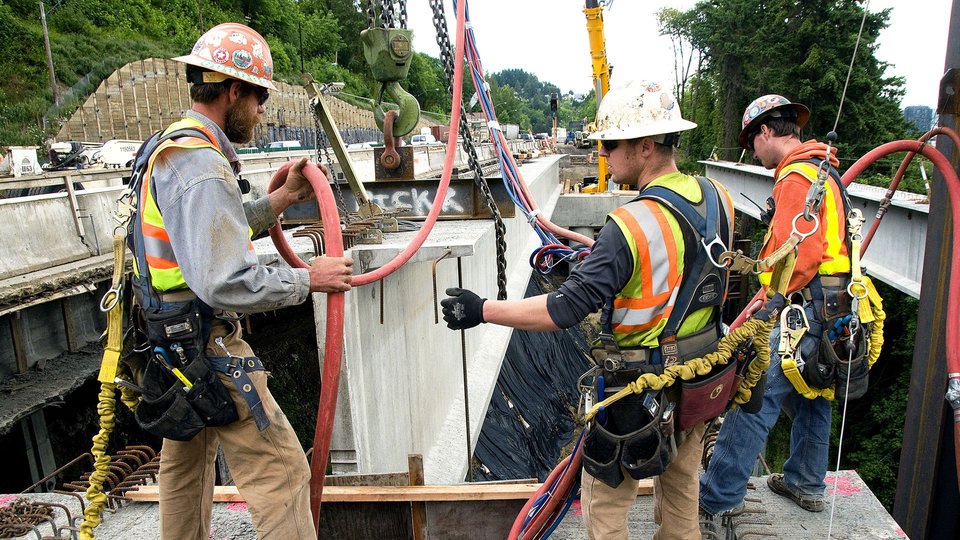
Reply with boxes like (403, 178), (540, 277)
(660, 0), (910, 164)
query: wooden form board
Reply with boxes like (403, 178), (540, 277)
(125, 479), (654, 503)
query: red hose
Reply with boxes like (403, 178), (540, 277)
(267, 162), (343, 530)
(859, 127), (960, 252)
(843, 140), (960, 485)
(508, 446), (583, 539)
(266, 0), (470, 530)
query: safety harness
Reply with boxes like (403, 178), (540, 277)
(772, 158), (885, 401)
(581, 177), (768, 488)
(127, 123), (271, 435)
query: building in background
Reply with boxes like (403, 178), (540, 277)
(904, 105), (934, 133)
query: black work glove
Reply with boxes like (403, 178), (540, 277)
(441, 288), (486, 330)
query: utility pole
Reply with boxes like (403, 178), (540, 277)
(39, 0), (59, 106)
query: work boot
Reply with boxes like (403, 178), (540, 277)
(767, 473), (825, 512)
(698, 503), (743, 539)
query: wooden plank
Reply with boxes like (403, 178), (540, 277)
(127, 483), (540, 503)
(320, 502), (411, 539)
(10, 314), (28, 374)
(126, 479), (654, 503)
(426, 499), (523, 540)
(325, 472), (410, 487)
(408, 455), (426, 540)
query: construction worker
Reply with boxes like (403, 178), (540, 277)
(699, 95), (855, 529)
(442, 79), (735, 540)
(135, 22), (353, 539)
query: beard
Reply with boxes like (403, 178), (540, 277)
(224, 100), (258, 144)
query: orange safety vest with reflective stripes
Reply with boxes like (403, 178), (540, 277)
(134, 117), (252, 292)
(607, 174), (734, 349)
(758, 160), (851, 289)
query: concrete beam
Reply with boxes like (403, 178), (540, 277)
(253, 156), (563, 483)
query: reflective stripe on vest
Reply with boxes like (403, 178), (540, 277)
(137, 118), (226, 291)
(608, 199), (685, 348)
(759, 161), (851, 287)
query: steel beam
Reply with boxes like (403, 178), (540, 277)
(283, 176), (515, 221)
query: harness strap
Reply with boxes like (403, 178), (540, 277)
(206, 354), (270, 431)
(641, 176), (730, 364)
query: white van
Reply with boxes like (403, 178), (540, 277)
(267, 140), (302, 150)
(410, 134), (438, 146)
(99, 140), (143, 168)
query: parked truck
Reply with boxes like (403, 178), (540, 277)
(502, 123), (520, 140)
(429, 125), (451, 143)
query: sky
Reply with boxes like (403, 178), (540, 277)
(406, 0), (952, 110)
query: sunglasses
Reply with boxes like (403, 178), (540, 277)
(240, 82), (269, 106)
(254, 87), (270, 106)
(600, 139), (619, 152)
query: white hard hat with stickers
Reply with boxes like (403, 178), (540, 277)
(588, 80), (696, 143)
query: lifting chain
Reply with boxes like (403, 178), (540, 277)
(366, 0), (406, 29)
(430, 0), (508, 300)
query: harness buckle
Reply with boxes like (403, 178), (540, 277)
(702, 234), (730, 269)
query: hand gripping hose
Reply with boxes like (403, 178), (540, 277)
(266, 0), (471, 529)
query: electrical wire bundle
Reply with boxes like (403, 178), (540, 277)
(453, 0), (594, 274)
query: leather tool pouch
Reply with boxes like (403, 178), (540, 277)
(816, 276), (853, 324)
(582, 391), (676, 488)
(677, 359), (737, 431)
(135, 300), (239, 440)
(820, 326), (869, 401)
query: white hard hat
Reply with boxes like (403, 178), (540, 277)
(588, 80), (696, 141)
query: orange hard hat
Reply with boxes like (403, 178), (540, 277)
(739, 94), (810, 149)
(173, 22), (276, 90)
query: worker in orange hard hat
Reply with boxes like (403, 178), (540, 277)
(699, 94), (876, 535)
(126, 22), (352, 539)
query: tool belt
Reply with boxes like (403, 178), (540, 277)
(583, 325), (739, 487)
(582, 389), (676, 488)
(792, 275), (870, 400)
(129, 296), (248, 441)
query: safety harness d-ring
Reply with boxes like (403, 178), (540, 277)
(791, 212), (820, 241)
(847, 280), (869, 300)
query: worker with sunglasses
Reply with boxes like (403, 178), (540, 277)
(699, 95), (856, 534)
(442, 79), (735, 539)
(131, 22), (353, 539)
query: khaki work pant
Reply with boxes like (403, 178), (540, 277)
(581, 422), (706, 540)
(158, 319), (316, 540)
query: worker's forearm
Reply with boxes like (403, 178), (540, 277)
(482, 295), (559, 332)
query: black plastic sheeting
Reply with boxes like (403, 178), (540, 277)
(473, 275), (593, 482)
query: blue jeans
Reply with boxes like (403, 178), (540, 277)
(699, 312), (832, 514)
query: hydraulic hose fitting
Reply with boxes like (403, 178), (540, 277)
(947, 375), (960, 413)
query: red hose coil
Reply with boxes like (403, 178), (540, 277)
(266, 0), (470, 530)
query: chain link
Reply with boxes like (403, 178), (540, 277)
(365, 0), (377, 28)
(398, 0), (407, 28)
(430, 0), (507, 300)
(382, 1), (395, 28)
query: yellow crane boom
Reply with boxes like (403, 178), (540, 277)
(584, 0), (610, 192)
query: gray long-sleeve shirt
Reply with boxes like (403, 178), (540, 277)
(149, 111), (311, 313)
